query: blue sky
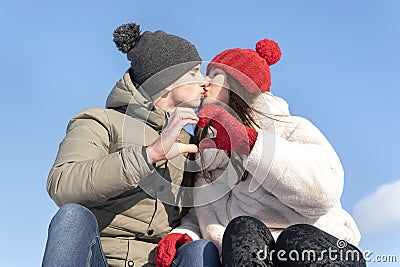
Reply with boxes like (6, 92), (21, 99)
(0, 0), (399, 266)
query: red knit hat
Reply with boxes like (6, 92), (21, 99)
(206, 39), (281, 93)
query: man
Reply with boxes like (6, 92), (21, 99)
(42, 22), (217, 267)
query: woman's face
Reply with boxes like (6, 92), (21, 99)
(203, 67), (230, 104)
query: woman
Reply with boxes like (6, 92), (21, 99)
(156, 39), (366, 266)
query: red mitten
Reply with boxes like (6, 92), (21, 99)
(155, 233), (193, 267)
(198, 104), (258, 155)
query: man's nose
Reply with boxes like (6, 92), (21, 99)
(193, 71), (205, 81)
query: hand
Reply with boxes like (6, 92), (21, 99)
(155, 233), (193, 267)
(146, 107), (199, 164)
(198, 104), (258, 155)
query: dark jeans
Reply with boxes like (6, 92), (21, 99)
(42, 203), (220, 267)
(221, 216), (367, 267)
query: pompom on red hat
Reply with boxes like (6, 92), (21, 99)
(206, 39), (281, 93)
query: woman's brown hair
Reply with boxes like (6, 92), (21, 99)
(192, 75), (260, 184)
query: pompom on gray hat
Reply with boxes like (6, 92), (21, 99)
(113, 23), (202, 96)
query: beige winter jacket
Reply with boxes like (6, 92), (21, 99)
(172, 92), (361, 255)
(47, 71), (192, 267)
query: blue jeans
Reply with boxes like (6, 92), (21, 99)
(42, 203), (221, 267)
(173, 239), (221, 267)
(42, 203), (109, 267)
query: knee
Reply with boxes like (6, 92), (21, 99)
(276, 224), (321, 249)
(285, 223), (317, 233)
(50, 203), (97, 232)
(226, 216), (265, 232)
(278, 224), (318, 240)
(182, 239), (219, 256)
(174, 240), (220, 266)
(225, 216), (271, 238)
(223, 216), (274, 250)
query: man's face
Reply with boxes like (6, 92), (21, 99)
(169, 64), (206, 108)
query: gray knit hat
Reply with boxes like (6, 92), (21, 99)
(113, 23), (202, 96)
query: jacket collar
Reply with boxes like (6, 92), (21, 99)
(106, 71), (168, 131)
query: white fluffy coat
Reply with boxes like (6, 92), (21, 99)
(172, 92), (361, 255)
